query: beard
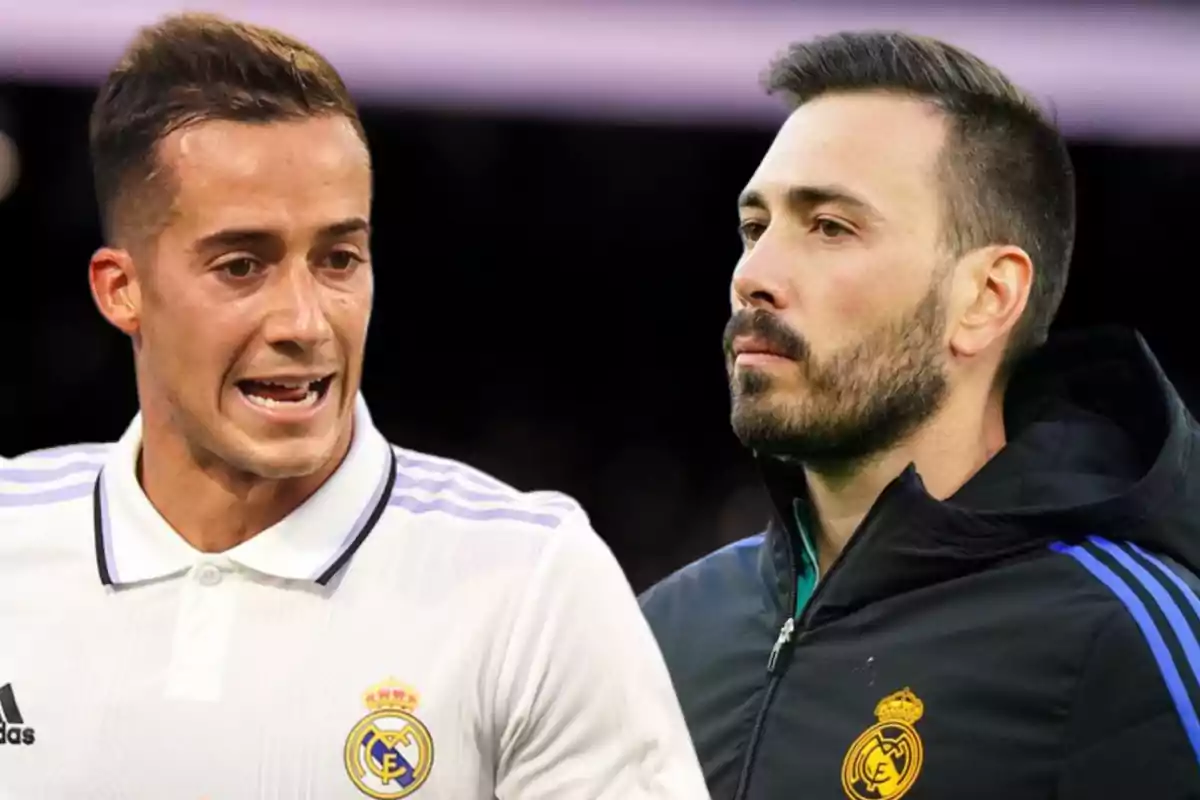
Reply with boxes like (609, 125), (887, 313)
(724, 280), (949, 467)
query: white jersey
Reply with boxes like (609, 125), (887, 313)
(0, 399), (708, 799)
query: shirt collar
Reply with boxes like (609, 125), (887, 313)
(94, 396), (396, 587)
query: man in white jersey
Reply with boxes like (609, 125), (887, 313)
(0, 12), (707, 799)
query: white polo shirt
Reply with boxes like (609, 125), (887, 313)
(0, 400), (707, 799)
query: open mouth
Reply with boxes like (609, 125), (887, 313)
(236, 375), (335, 410)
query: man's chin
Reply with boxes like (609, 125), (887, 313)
(730, 405), (792, 455)
(241, 453), (331, 480)
(730, 405), (852, 462)
(219, 430), (347, 481)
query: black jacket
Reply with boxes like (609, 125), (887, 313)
(640, 329), (1200, 799)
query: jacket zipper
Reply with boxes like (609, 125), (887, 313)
(732, 618), (795, 800)
(729, 481), (903, 800)
(765, 617), (795, 674)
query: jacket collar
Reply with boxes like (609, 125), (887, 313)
(755, 327), (1200, 627)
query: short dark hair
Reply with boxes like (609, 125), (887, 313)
(89, 12), (366, 246)
(763, 31), (1075, 364)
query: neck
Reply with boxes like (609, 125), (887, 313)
(137, 421), (352, 554)
(803, 383), (1007, 574)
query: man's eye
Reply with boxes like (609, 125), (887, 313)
(327, 250), (363, 271)
(814, 218), (852, 238)
(739, 221), (767, 242)
(220, 258), (261, 279)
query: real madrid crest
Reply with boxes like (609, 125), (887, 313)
(344, 678), (435, 798)
(841, 687), (925, 800)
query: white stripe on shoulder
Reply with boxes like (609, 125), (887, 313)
(0, 443), (109, 492)
(391, 446), (516, 493)
(388, 448), (584, 531)
(387, 489), (571, 530)
(0, 481), (94, 508)
(20, 442), (110, 456)
(392, 468), (516, 505)
(10, 443), (111, 465)
(391, 481), (573, 514)
(523, 490), (583, 513)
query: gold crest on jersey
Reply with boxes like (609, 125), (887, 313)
(344, 678), (435, 798)
(841, 687), (925, 800)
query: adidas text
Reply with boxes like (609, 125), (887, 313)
(0, 721), (35, 745)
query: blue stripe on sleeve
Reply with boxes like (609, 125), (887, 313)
(1050, 540), (1200, 766)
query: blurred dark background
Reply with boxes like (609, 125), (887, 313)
(1, 3), (1198, 591)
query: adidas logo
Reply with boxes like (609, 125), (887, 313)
(0, 683), (35, 745)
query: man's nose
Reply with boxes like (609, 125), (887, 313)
(262, 263), (334, 348)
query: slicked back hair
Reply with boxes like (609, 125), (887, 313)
(763, 31), (1075, 366)
(89, 12), (367, 247)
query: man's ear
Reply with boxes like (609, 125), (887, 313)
(947, 244), (1033, 359)
(89, 247), (143, 337)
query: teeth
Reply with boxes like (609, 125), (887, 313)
(261, 380), (313, 390)
(244, 389), (320, 409)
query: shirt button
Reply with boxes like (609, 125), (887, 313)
(196, 564), (223, 587)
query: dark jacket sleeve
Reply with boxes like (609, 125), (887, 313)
(1057, 610), (1200, 798)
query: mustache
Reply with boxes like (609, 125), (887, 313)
(722, 309), (808, 362)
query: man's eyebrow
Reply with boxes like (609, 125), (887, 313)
(192, 228), (277, 254)
(192, 217), (371, 252)
(319, 217), (371, 239)
(738, 185), (882, 221)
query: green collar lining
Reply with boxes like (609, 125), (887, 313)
(792, 499), (819, 617)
